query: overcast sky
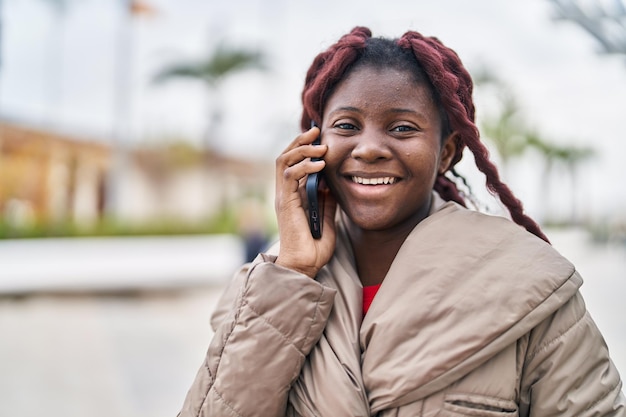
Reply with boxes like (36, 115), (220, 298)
(1, 0), (625, 220)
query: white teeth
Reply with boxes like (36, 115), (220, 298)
(352, 176), (397, 185)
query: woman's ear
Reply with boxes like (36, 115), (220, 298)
(438, 132), (459, 174)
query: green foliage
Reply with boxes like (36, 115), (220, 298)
(479, 90), (531, 164)
(0, 206), (242, 239)
(151, 43), (267, 152)
(473, 66), (598, 225)
(474, 67), (595, 170)
(153, 44), (266, 87)
(526, 134), (595, 167)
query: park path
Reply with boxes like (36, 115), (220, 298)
(0, 229), (624, 417)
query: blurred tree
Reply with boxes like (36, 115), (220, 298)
(546, 0), (622, 226)
(0, 0), (3, 73)
(474, 68), (595, 224)
(527, 133), (595, 224)
(152, 44), (265, 151)
(105, 0), (157, 220)
(38, 0), (72, 126)
(479, 90), (531, 180)
(473, 69), (535, 180)
(548, 0), (626, 56)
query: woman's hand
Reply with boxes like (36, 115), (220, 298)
(274, 126), (337, 278)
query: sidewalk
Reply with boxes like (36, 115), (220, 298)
(0, 234), (245, 417)
(0, 235), (245, 293)
(0, 286), (226, 417)
(0, 229), (624, 417)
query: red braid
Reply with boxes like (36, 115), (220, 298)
(397, 32), (549, 243)
(397, 32), (474, 167)
(301, 27), (371, 130)
(436, 175), (467, 208)
(299, 27), (549, 243)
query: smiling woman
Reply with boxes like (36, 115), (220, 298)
(177, 27), (625, 417)
(318, 66), (457, 287)
(320, 67), (455, 264)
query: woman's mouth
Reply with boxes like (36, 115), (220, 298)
(351, 176), (398, 185)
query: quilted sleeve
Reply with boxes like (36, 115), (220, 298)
(177, 259), (336, 417)
(520, 291), (625, 416)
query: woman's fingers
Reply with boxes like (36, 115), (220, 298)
(276, 127), (326, 195)
(273, 126), (335, 278)
(279, 159), (325, 195)
(278, 145), (326, 171)
(280, 126), (320, 154)
(277, 143), (326, 178)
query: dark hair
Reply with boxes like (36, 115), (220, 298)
(300, 26), (549, 243)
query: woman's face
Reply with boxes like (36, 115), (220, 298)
(320, 66), (455, 233)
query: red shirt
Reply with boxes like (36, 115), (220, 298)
(362, 284), (382, 317)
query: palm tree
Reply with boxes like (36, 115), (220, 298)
(479, 90), (532, 180)
(39, 0), (70, 126)
(105, 0), (157, 219)
(153, 44), (265, 151)
(474, 67), (595, 224)
(527, 134), (595, 224)
(473, 68), (535, 180)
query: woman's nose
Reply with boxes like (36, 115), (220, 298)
(350, 129), (392, 162)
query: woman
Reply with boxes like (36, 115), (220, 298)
(178, 27), (625, 416)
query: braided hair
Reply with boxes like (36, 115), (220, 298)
(300, 26), (549, 243)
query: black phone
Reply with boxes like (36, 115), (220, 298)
(306, 121), (323, 238)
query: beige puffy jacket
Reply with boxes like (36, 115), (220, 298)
(178, 199), (625, 416)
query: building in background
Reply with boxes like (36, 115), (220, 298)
(0, 119), (273, 235)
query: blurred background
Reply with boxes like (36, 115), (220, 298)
(0, 0), (624, 416)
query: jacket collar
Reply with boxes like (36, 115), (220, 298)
(334, 199), (580, 411)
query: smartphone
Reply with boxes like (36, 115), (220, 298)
(306, 121), (323, 238)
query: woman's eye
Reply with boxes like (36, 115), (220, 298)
(335, 122), (357, 130)
(392, 125), (416, 132)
